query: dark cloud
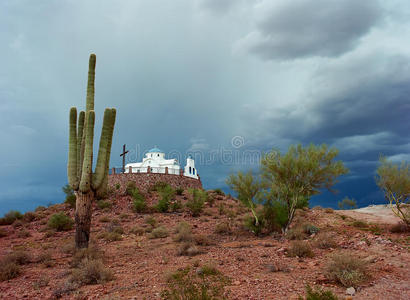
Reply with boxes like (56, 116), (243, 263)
(235, 0), (383, 60)
(199, 0), (239, 14)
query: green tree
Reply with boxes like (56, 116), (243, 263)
(338, 197), (357, 210)
(226, 171), (261, 225)
(261, 144), (348, 232)
(376, 156), (410, 225)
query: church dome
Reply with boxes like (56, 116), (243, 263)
(148, 147), (163, 153)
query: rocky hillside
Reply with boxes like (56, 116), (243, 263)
(0, 188), (409, 299)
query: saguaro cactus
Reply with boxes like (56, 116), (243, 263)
(68, 54), (116, 248)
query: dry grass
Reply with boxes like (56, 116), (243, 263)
(148, 226), (169, 239)
(129, 226), (145, 236)
(287, 241), (315, 258)
(214, 222), (232, 235)
(390, 222), (409, 233)
(0, 250), (30, 281)
(325, 252), (368, 287)
(177, 242), (203, 256)
(193, 234), (213, 246)
(70, 244), (102, 268)
(70, 259), (114, 285)
(37, 252), (54, 268)
(0, 261), (21, 281)
(173, 222), (193, 243)
(314, 232), (338, 249)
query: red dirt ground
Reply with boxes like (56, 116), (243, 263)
(0, 192), (409, 299)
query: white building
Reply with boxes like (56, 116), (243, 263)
(124, 147), (199, 179)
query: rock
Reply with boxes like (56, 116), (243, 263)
(346, 287), (356, 296)
(233, 280), (241, 286)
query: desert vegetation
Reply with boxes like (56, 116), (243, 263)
(0, 144), (409, 299)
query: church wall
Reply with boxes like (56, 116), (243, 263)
(108, 173), (202, 193)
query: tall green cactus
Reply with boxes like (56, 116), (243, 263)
(68, 54), (116, 248)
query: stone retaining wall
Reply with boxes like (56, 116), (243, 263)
(108, 173), (202, 193)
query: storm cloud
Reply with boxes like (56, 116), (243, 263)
(235, 0), (383, 60)
(0, 0), (409, 215)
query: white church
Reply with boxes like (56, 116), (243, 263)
(124, 147), (199, 179)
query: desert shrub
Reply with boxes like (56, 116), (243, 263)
(262, 201), (288, 233)
(314, 232), (338, 249)
(7, 250), (31, 265)
(213, 188), (225, 196)
(65, 194), (76, 209)
(324, 208), (334, 213)
(0, 228), (7, 238)
(352, 220), (368, 228)
(156, 198), (170, 213)
(145, 216), (157, 228)
(52, 281), (78, 298)
(193, 234), (212, 246)
(97, 200), (112, 210)
(16, 230), (31, 238)
(12, 220), (23, 228)
(177, 242), (202, 256)
(170, 199), (183, 212)
(37, 252), (53, 267)
(286, 225), (307, 240)
(119, 213), (129, 220)
(70, 243), (102, 268)
(0, 210), (23, 225)
(99, 216), (110, 223)
(303, 223), (320, 235)
(125, 181), (137, 196)
(132, 188), (147, 213)
(325, 252), (368, 287)
(287, 241), (315, 258)
(129, 226), (145, 236)
(23, 212), (36, 223)
(186, 189), (207, 217)
(161, 264), (230, 299)
(148, 226), (169, 239)
(174, 222), (193, 243)
(243, 215), (264, 236)
(63, 184), (76, 208)
(175, 187), (184, 195)
(214, 222), (232, 235)
(390, 222), (410, 233)
(156, 185), (176, 213)
(115, 183), (121, 190)
(48, 213), (74, 231)
(98, 231), (122, 242)
(35, 206), (46, 212)
(151, 181), (170, 192)
(338, 197), (357, 210)
(299, 285), (339, 300)
(33, 275), (50, 289)
(70, 259), (114, 285)
(105, 221), (124, 234)
(0, 261), (21, 281)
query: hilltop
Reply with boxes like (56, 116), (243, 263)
(0, 188), (409, 299)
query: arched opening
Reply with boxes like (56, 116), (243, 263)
(193, 168), (195, 175)
(189, 166), (192, 174)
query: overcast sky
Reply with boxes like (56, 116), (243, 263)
(1, 0), (410, 215)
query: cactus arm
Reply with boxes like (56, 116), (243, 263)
(68, 107), (78, 190)
(79, 110), (95, 193)
(92, 108), (113, 190)
(77, 110), (85, 180)
(86, 54), (96, 112)
(96, 108), (116, 194)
